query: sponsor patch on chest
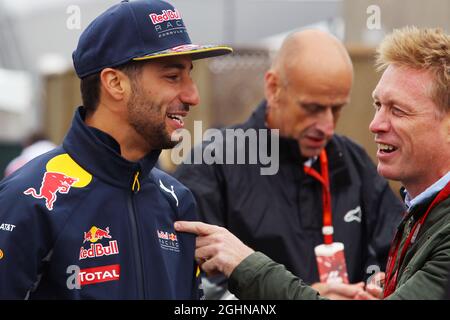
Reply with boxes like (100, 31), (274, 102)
(79, 226), (120, 260)
(157, 229), (180, 252)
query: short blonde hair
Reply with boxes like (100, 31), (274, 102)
(376, 26), (449, 113)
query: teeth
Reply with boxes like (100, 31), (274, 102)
(378, 143), (395, 151)
(167, 114), (183, 124)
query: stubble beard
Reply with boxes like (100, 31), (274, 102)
(127, 84), (178, 151)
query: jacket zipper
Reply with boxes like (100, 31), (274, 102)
(127, 171), (146, 299)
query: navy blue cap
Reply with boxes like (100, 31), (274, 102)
(73, 0), (232, 78)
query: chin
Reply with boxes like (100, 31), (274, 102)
(377, 164), (400, 181)
(161, 142), (178, 150)
(162, 133), (179, 149)
(300, 148), (323, 159)
(156, 137), (178, 150)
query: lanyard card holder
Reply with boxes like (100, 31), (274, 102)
(314, 242), (349, 284)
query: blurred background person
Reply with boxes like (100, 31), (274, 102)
(4, 132), (56, 177)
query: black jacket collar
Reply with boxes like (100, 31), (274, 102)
(63, 107), (160, 189)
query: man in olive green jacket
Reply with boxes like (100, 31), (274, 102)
(175, 26), (450, 300)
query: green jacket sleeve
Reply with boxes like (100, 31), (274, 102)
(228, 252), (327, 300)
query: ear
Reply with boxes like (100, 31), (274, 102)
(99, 68), (131, 103)
(264, 70), (281, 108)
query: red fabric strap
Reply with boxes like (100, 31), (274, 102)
(383, 180), (450, 297)
(303, 149), (333, 244)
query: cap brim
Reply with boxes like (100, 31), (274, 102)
(133, 44), (233, 61)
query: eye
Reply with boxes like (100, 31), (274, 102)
(373, 101), (381, 111)
(166, 74), (180, 82)
(391, 106), (406, 116)
(302, 104), (323, 114)
(332, 105), (344, 115)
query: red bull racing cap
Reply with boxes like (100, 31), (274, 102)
(73, 0), (233, 78)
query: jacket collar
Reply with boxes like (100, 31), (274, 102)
(63, 107), (161, 189)
(244, 101), (350, 184)
(406, 181), (450, 223)
(404, 171), (450, 212)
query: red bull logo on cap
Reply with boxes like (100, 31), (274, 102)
(149, 9), (181, 25)
(23, 154), (92, 211)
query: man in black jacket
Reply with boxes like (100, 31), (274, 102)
(174, 30), (404, 299)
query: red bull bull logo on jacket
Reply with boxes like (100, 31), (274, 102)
(80, 226), (119, 260)
(24, 172), (78, 210)
(23, 154), (92, 211)
(83, 226), (112, 243)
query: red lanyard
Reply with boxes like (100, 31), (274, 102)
(383, 181), (450, 298)
(303, 149), (333, 245)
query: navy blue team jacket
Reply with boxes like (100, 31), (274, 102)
(0, 107), (201, 299)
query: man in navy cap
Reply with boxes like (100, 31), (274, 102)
(0, 0), (231, 299)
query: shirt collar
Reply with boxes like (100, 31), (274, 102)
(303, 157), (318, 167)
(404, 171), (450, 211)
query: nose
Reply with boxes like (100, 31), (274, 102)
(316, 108), (335, 137)
(180, 77), (200, 107)
(369, 107), (390, 134)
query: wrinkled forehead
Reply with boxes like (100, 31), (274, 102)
(285, 69), (352, 105)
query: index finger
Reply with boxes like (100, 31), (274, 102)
(174, 221), (219, 236)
